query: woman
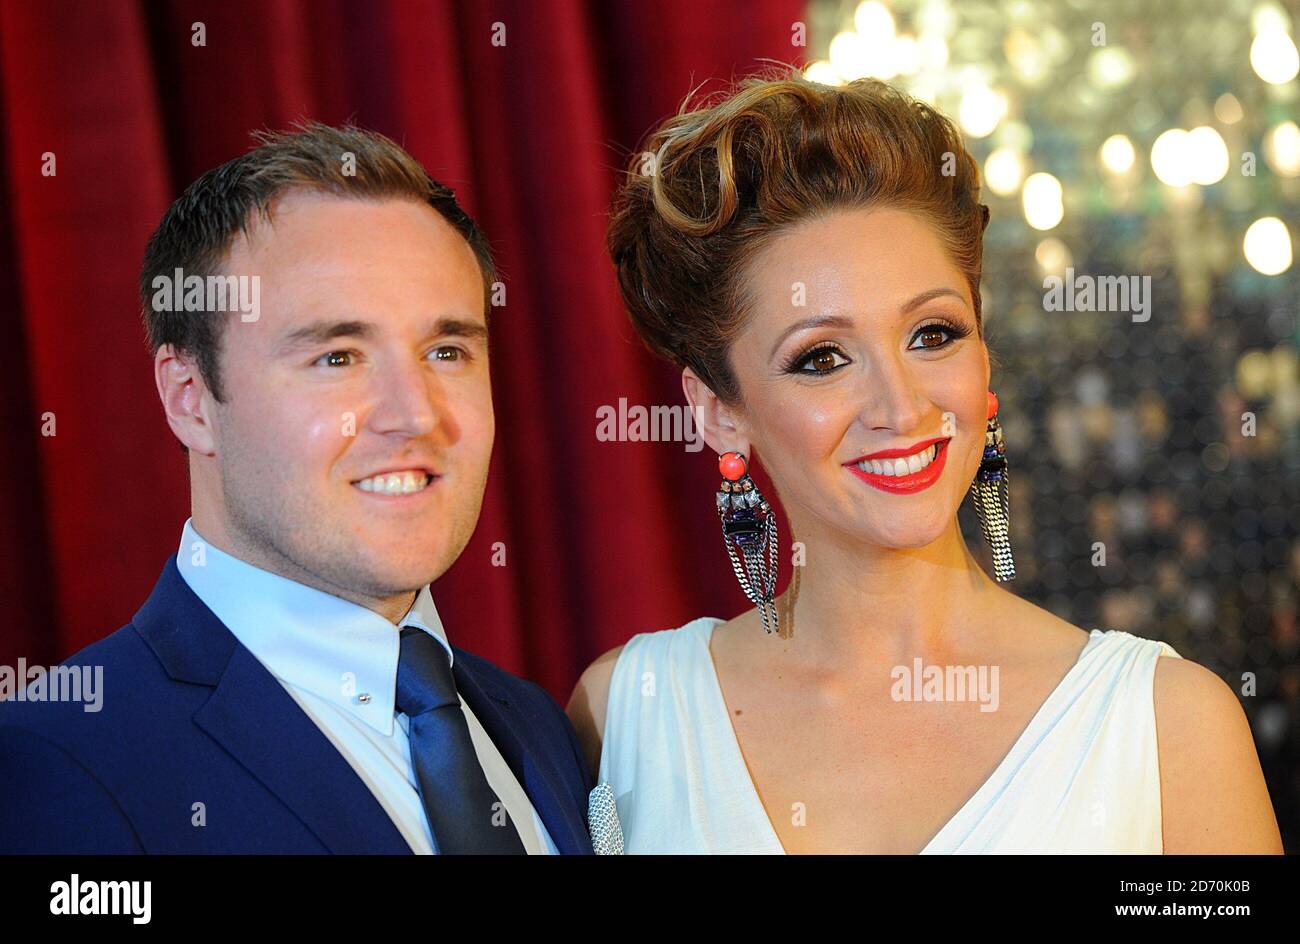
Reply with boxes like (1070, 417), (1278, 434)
(567, 71), (1283, 854)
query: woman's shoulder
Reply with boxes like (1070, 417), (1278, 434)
(999, 592), (1236, 747)
(995, 596), (1282, 849)
(1006, 606), (1279, 851)
(1037, 590), (1284, 852)
(564, 617), (724, 775)
(570, 616), (723, 701)
(1151, 645), (1283, 852)
(571, 617), (723, 703)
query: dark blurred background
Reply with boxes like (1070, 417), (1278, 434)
(0, 0), (1295, 849)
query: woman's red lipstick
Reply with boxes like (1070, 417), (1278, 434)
(844, 437), (950, 494)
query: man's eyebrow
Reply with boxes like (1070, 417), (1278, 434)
(276, 317), (489, 353)
(432, 318), (490, 343)
(278, 319), (376, 352)
(767, 287), (968, 360)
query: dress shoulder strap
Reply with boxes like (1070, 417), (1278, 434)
(597, 618), (723, 788)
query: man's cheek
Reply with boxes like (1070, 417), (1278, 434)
(301, 412), (350, 452)
(470, 389), (495, 457)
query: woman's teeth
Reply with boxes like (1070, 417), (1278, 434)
(856, 444), (939, 477)
(353, 471), (431, 494)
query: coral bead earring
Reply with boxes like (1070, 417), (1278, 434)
(713, 451), (780, 634)
(718, 451), (747, 482)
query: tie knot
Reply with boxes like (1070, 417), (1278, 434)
(395, 628), (459, 717)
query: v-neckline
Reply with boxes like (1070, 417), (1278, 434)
(699, 619), (1105, 855)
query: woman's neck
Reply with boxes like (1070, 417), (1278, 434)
(772, 515), (1005, 672)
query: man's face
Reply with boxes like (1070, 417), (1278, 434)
(201, 191), (494, 602)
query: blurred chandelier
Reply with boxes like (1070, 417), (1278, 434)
(803, 0), (1298, 276)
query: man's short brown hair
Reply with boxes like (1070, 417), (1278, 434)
(140, 121), (495, 403)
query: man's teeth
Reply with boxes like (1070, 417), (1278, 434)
(857, 444), (939, 477)
(353, 471), (431, 494)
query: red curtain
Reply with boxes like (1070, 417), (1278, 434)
(0, 0), (803, 699)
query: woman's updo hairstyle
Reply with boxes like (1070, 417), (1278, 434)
(606, 68), (990, 405)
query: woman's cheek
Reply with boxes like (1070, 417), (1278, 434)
(760, 399), (849, 491)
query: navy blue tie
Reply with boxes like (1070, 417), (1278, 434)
(395, 628), (526, 854)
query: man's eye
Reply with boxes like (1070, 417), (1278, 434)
(430, 346), (467, 362)
(314, 350), (355, 367)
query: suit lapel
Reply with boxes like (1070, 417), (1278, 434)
(453, 658), (592, 854)
(193, 645), (413, 854)
(134, 559), (412, 854)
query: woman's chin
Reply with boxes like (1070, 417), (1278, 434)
(852, 516), (952, 551)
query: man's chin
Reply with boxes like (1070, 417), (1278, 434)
(343, 563), (443, 595)
(352, 546), (453, 589)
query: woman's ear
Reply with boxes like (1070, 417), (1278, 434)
(682, 366), (748, 459)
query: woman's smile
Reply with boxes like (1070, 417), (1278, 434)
(844, 437), (951, 494)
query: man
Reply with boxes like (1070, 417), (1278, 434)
(0, 123), (594, 854)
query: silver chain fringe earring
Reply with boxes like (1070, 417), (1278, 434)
(715, 451), (780, 633)
(971, 390), (1016, 582)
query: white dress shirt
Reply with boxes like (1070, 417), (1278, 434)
(175, 518), (556, 854)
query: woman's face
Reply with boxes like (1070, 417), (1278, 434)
(724, 206), (991, 551)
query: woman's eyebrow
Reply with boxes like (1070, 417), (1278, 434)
(900, 287), (967, 313)
(768, 314), (855, 360)
(767, 287), (967, 359)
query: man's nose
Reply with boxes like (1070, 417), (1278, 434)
(367, 359), (441, 439)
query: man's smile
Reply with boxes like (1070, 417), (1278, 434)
(351, 468), (440, 496)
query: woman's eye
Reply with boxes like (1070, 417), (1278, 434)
(794, 346), (850, 373)
(909, 323), (961, 350)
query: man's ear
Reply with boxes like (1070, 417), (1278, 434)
(154, 344), (217, 455)
(682, 366), (748, 459)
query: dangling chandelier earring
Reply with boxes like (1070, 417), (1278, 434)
(716, 451), (780, 634)
(971, 390), (1016, 582)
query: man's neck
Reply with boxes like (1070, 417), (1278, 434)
(187, 516), (419, 625)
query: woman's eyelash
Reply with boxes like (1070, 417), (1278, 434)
(912, 318), (972, 348)
(782, 320), (973, 374)
(783, 341), (846, 374)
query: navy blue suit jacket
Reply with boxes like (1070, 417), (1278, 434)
(0, 558), (595, 854)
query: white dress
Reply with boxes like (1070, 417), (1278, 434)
(598, 618), (1182, 854)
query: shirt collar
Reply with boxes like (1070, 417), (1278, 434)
(175, 518), (453, 736)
